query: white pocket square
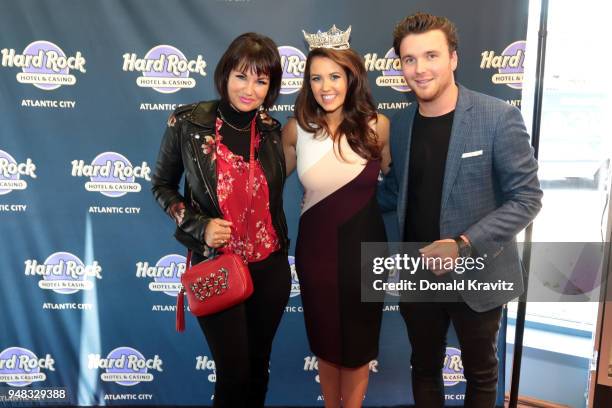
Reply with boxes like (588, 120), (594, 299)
(461, 150), (483, 158)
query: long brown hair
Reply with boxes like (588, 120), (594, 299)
(295, 48), (380, 161)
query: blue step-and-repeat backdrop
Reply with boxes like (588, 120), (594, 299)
(0, 0), (527, 406)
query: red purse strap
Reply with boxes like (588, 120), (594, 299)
(186, 249), (193, 270)
(245, 116), (257, 242)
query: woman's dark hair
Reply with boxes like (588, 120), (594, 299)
(295, 48), (380, 161)
(214, 32), (282, 110)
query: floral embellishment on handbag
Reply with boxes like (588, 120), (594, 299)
(189, 267), (230, 301)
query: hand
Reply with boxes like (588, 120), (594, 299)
(204, 218), (233, 248)
(419, 239), (459, 276)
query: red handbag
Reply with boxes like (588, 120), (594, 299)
(175, 250), (253, 331)
(175, 117), (258, 332)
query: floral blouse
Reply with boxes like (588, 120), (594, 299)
(212, 118), (280, 263)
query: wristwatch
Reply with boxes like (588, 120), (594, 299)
(454, 235), (472, 258)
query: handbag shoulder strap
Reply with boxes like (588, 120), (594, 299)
(245, 117), (257, 232)
(186, 249), (193, 270)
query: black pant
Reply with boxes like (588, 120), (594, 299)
(400, 302), (503, 408)
(196, 251), (291, 408)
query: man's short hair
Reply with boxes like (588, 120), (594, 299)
(393, 12), (458, 56)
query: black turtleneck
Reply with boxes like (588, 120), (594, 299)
(217, 99), (257, 160)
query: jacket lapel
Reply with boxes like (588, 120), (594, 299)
(440, 85), (473, 214)
(397, 103), (417, 238)
(186, 101), (220, 212)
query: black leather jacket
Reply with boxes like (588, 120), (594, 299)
(151, 100), (289, 256)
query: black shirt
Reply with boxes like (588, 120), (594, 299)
(404, 109), (455, 242)
(217, 99), (257, 160)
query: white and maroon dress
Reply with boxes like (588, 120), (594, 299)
(295, 125), (386, 367)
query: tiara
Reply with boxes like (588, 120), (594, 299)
(302, 25), (351, 50)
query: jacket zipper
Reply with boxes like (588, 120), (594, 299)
(188, 136), (222, 216)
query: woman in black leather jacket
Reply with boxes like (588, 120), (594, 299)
(151, 33), (290, 408)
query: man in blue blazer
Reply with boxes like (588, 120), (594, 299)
(378, 13), (542, 407)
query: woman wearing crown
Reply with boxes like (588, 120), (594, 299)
(282, 25), (391, 408)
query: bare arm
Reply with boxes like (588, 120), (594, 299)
(281, 117), (298, 176)
(376, 113), (391, 174)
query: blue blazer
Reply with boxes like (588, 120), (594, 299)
(378, 84), (543, 311)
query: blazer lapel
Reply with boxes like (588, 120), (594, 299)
(440, 85), (473, 213)
(397, 103), (417, 239)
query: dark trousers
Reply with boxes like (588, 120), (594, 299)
(400, 302), (503, 408)
(196, 251), (291, 408)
